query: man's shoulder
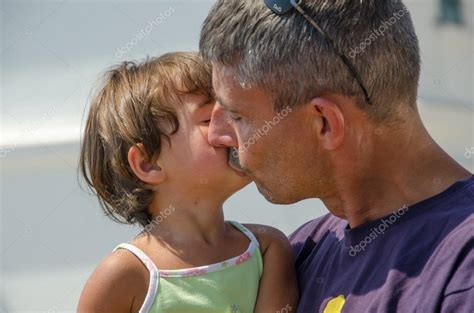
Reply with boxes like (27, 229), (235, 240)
(437, 212), (474, 250)
(419, 177), (474, 238)
(289, 213), (346, 245)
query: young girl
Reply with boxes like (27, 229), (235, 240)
(77, 52), (298, 313)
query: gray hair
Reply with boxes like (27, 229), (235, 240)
(200, 0), (421, 121)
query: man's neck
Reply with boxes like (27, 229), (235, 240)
(324, 120), (471, 228)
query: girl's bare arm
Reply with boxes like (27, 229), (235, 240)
(77, 250), (148, 313)
(246, 224), (299, 313)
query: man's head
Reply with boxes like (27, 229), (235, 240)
(200, 0), (421, 204)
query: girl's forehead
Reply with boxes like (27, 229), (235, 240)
(181, 93), (213, 111)
(172, 93), (213, 125)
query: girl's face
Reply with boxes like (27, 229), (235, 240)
(157, 93), (251, 199)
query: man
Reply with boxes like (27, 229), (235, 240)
(200, 0), (473, 312)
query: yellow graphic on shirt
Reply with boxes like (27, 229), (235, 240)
(323, 295), (346, 313)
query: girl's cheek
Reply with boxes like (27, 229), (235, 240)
(200, 126), (209, 138)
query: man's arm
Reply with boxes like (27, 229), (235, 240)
(245, 224), (299, 313)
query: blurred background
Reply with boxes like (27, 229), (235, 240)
(1, 0), (473, 312)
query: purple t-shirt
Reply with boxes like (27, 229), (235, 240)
(289, 175), (474, 313)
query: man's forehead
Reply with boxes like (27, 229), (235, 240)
(212, 64), (243, 89)
(212, 63), (236, 77)
(211, 63), (273, 114)
(212, 64), (259, 95)
(212, 65), (244, 105)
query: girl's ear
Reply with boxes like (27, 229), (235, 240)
(128, 144), (166, 185)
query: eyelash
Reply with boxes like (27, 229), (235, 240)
(228, 112), (242, 122)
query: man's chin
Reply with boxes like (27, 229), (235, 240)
(255, 182), (294, 205)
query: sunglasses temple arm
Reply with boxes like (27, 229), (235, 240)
(292, 1), (372, 105)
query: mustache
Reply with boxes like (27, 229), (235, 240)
(228, 147), (245, 171)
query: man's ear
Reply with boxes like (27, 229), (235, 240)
(307, 97), (345, 150)
(128, 144), (166, 185)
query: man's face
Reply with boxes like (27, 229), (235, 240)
(209, 64), (326, 204)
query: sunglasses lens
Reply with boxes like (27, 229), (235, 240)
(263, 0), (294, 15)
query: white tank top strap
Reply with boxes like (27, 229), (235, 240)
(228, 221), (260, 248)
(113, 243), (159, 313)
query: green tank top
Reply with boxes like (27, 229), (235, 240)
(113, 221), (263, 313)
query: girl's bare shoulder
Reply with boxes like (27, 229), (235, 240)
(242, 223), (290, 255)
(77, 248), (149, 313)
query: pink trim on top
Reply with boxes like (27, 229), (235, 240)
(113, 243), (159, 313)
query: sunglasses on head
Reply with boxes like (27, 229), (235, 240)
(263, 0), (372, 105)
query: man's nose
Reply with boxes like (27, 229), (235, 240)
(208, 104), (237, 148)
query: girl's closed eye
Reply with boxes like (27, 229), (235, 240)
(197, 105), (213, 126)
